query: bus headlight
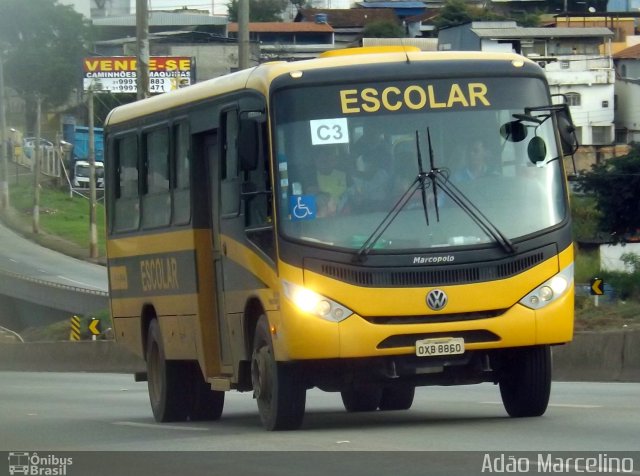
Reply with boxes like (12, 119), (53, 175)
(282, 280), (353, 322)
(519, 263), (573, 310)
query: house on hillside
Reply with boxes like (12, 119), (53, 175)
(438, 21), (616, 170)
(613, 43), (640, 143)
(295, 8), (399, 47)
(356, 1), (427, 21)
(227, 22), (335, 61)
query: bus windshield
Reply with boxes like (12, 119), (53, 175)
(273, 76), (567, 251)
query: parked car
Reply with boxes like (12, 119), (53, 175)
(23, 137), (54, 159)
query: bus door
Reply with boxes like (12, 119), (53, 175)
(200, 128), (233, 371)
(205, 110), (248, 371)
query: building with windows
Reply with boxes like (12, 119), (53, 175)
(438, 21), (616, 168)
(613, 43), (640, 143)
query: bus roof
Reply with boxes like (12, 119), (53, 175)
(105, 50), (535, 127)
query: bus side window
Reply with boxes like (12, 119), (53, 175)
(173, 122), (191, 225)
(244, 120), (271, 228)
(142, 127), (171, 229)
(220, 111), (241, 217)
(113, 135), (140, 232)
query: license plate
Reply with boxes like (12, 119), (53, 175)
(416, 337), (465, 357)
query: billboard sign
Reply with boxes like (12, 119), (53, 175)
(83, 56), (194, 94)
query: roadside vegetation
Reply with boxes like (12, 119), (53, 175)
(4, 178), (106, 258)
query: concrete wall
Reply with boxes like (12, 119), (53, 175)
(1, 330), (638, 382)
(600, 242), (640, 272)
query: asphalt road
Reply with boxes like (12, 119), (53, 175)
(0, 220), (107, 293)
(1, 373), (638, 475)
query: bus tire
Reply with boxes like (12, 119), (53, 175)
(499, 345), (551, 418)
(146, 319), (189, 422)
(251, 316), (306, 431)
(378, 384), (415, 411)
(341, 385), (383, 412)
(186, 362), (225, 421)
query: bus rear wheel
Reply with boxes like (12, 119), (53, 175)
(378, 384), (415, 411)
(251, 316), (306, 430)
(498, 345), (551, 418)
(146, 319), (189, 422)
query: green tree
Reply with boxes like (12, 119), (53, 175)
(577, 145), (640, 243)
(362, 21), (405, 38)
(0, 0), (89, 132)
(227, 0), (289, 22)
(513, 11), (541, 27)
(433, 0), (506, 30)
(433, 0), (473, 29)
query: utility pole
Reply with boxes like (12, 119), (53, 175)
(32, 96), (41, 234)
(136, 0), (149, 100)
(238, 0), (250, 70)
(87, 87), (98, 259)
(0, 55), (8, 210)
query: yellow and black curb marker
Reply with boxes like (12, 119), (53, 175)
(89, 318), (101, 337)
(590, 277), (604, 296)
(69, 315), (81, 341)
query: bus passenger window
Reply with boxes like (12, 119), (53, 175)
(173, 122), (191, 225)
(113, 135), (140, 232)
(142, 128), (171, 229)
(223, 113), (239, 180)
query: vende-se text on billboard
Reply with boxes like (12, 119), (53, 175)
(83, 56), (194, 94)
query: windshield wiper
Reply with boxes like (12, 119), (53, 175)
(355, 128), (517, 262)
(355, 132), (432, 262)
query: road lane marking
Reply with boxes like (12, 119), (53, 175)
(113, 421), (209, 432)
(480, 401), (602, 409)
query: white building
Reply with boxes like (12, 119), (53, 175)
(58, 0), (130, 18)
(613, 43), (640, 143)
(438, 22), (616, 148)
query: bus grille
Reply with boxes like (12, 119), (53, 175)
(377, 330), (500, 349)
(363, 310), (507, 325)
(306, 249), (548, 287)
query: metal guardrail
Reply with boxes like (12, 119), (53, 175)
(0, 267), (108, 297)
(0, 325), (24, 343)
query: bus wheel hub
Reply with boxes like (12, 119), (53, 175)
(252, 346), (272, 400)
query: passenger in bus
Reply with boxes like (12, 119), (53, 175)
(342, 146), (391, 213)
(391, 139), (422, 208)
(307, 146), (347, 217)
(453, 138), (497, 182)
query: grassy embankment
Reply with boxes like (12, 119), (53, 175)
(5, 178), (106, 259)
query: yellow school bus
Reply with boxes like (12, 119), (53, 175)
(104, 48), (578, 430)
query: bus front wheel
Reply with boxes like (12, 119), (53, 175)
(378, 384), (415, 411)
(341, 385), (382, 412)
(251, 316), (306, 430)
(146, 319), (189, 422)
(498, 345), (551, 418)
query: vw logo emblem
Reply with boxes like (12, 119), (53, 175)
(426, 289), (448, 311)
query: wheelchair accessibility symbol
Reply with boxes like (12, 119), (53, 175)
(289, 195), (317, 221)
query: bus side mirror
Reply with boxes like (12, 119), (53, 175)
(556, 105), (579, 156)
(527, 136), (547, 164)
(500, 120), (527, 142)
(238, 117), (263, 172)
